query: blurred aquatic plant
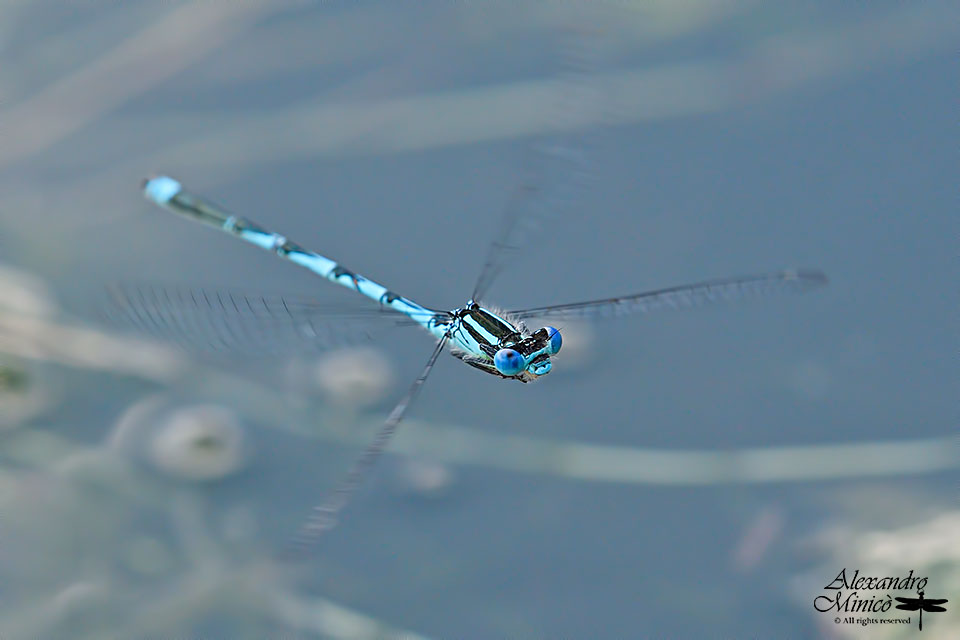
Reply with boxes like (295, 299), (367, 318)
(9, 0), (955, 234)
(731, 506), (785, 572)
(149, 405), (247, 482)
(0, 264), (58, 317)
(83, 2), (959, 185)
(0, 0), (276, 171)
(389, 458), (456, 500)
(0, 423), (435, 639)
(0, 362), (28, 391)
(311, 346), (395, 408)
(0, 357), (56, 429)
(0, 266), (61, 428)
(110, 397), (247, 481)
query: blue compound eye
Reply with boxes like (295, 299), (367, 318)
(494, 348), (525, 376)
(544, 326), (562, 355)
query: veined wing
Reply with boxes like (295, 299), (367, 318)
(471, 27), (603, 303)
(282, 333), (449, 558)
(103, 283), (445, 356)
(509, 269), (828, 321)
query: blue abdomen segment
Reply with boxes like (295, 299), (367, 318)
(143, 176), (441, 333)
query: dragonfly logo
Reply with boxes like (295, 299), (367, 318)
(814, 568), (949, 631)
(894, 591), (949, 632)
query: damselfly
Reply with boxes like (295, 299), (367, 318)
(134, 173), (826, 554)
(121, 30), (827, 554)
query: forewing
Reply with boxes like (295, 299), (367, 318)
(509, 270), (828, 321)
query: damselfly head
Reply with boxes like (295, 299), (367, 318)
(493, 347), (553, 378)
(493, 326), (561, 378)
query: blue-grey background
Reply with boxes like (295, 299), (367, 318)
(0, 1), (956, 638)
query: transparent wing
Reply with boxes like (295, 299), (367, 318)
(509, 270), (828, 321)
(102, 283), (441, 356)
(471, 27), (603, 303)
(282, 333), (449, 558)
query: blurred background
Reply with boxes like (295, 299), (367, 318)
(0, 1), (956, 637)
